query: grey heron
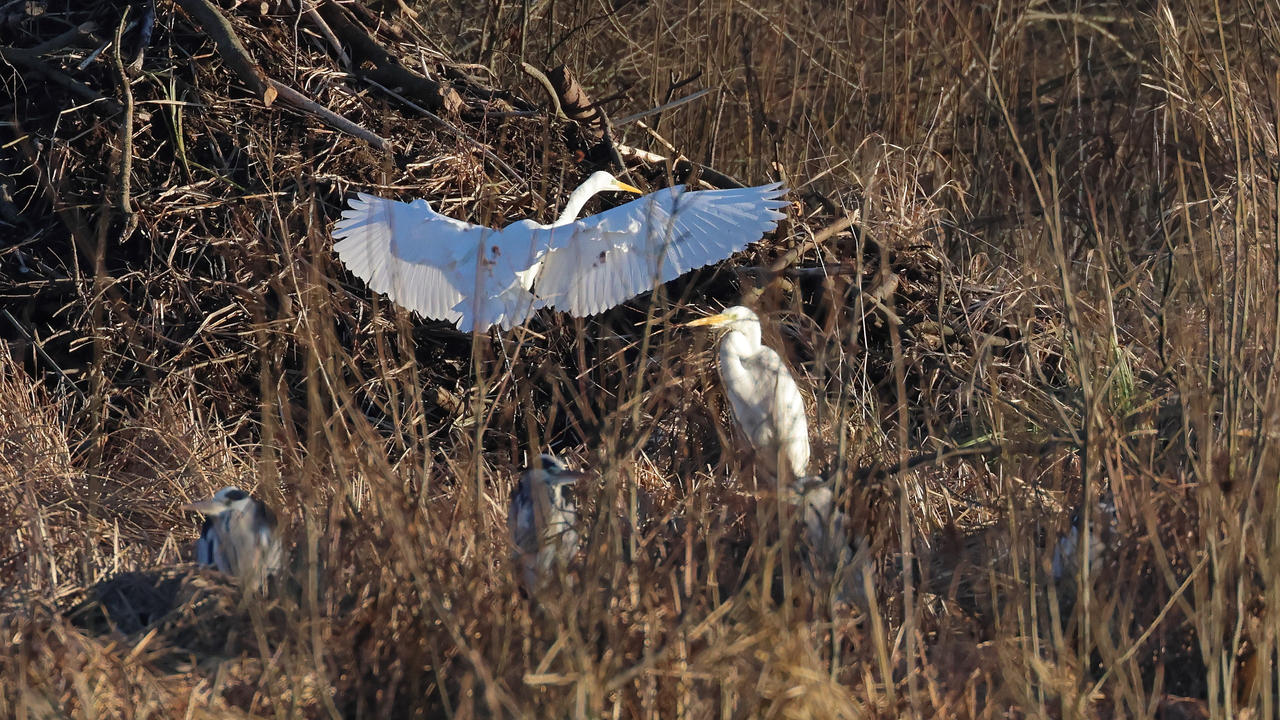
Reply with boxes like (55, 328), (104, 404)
(507, 454), (586, 592)
(183, 487), (283, 594)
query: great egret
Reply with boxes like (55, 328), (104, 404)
(332, 172), (788, 332)
(507, 454), (586, 592)
(685, 306), (810, 483)
(183, 487), (283, 593)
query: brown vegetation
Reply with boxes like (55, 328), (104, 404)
(1, 0), (1277, 717)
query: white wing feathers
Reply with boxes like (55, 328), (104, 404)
(332, 193), (471, 324)
(332, 183), (787, 331)
(534, 183), (788, 317)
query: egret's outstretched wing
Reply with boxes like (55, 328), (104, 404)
(332, 193), (492, 324)
(533, 183), (788, 316)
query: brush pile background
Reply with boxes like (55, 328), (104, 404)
(1, 0), (1276, 717)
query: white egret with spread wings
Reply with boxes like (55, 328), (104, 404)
(332, 172), (788, 332)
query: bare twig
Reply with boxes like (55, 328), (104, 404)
(1, 310), (86, 403)
(614, 88), (712, 127)
(519, 62), (566, 119)
(269, 79), (390, 151)
(112, 12), (137, 236)
(302, 1), (349, 68)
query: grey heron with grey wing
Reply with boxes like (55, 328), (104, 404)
(183, 487), (283, 594)
(508, 454), (586, 593)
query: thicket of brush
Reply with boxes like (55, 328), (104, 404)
(2, 0), (1277, 717)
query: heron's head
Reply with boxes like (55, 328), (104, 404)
(526, 454), (588, 487)
(584, 171), (643, 196)
(683, 305), (760, 332)
(183, 487), (253, 516)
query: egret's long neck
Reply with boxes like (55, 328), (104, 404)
(554, 183), (605, 226)
(726, 321), (762, 352)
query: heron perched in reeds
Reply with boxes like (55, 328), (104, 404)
(1052, 492), (1117, 581)
(332, 172), (788, 332)
(507, 454), (586, 592)
(685, 306), (810, 484)
(183, 487), (283, 593)
(793, 477), (865, 605)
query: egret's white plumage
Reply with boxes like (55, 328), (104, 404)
(332, 172), (788, 332)
(183, 487), (283, 593)
(507, 454), (585, 592)
(686, 306), (810, 483)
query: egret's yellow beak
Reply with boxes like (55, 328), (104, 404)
(684, 313), (730, 328)
(613, 180), (643, 194)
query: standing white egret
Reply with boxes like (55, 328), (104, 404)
(685, 306), (810, 483)
(507, 454), (586, 592)
(332, 172), (788, 332)
(183, 487), (283, 593)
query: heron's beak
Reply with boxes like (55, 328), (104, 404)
(613, 180), (643, 194)
(555, 469), (590, 483)
(684, 313), (730, 328)
(182, 497), (224, 515)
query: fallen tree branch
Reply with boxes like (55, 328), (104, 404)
(317, 0), (463, 115)
(0, 47), (121, 113)
(26, 21), (100, 55)
(546, 64), (606, 132)
(614, 142), (745, 189)
(173, 0), (388, 149)
(767, 213), (858, 273)
(173, 0), (273, 102)
(269, 79), (390, 151)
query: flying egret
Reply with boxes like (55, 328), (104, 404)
(507, 454), (586, 592)
(685, 306), (810, 483)
(183, 487), (283, 593)
(332, 171), (788, 332)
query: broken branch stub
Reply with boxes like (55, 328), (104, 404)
(547, 64), (605, 137)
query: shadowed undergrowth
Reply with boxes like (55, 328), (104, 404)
(1, 0), (1277, 717)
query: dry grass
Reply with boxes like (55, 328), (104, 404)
(2, 0), (1278, 717)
